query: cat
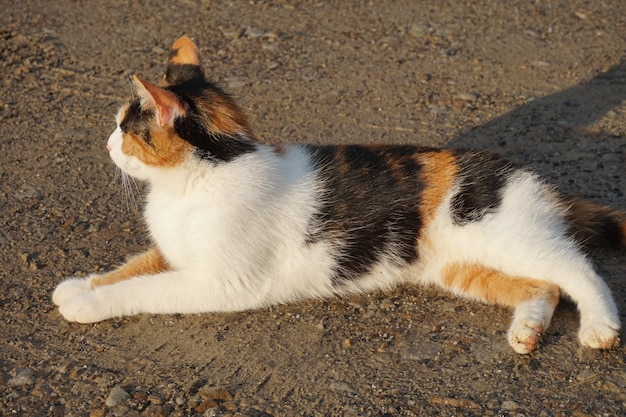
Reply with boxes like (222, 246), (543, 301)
(53, 36), (625, 354)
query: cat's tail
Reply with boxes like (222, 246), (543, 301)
(563, 199), (626, 250)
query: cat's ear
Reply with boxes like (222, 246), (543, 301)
(163, 36), (205, 85)
(133, 76), (188, 127)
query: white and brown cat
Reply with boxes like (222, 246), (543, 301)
(53, 36), (625, 354)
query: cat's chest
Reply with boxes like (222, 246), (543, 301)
(144, 190), (222, 265)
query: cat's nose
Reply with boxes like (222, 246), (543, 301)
(106, 143), (112, 151)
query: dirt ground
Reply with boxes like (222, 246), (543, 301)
(1, 1), (625, 416)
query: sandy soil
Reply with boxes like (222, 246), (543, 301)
(1, 1), (625, 416)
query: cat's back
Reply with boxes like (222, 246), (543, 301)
(306, 144), (519, 231)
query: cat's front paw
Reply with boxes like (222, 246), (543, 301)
(507, 321), (545, 354)
(52, 277), (91, 306)
(57, 291), (113, 323)
(578, 319), (620, 349)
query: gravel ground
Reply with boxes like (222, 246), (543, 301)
(1, 1), (625, 416)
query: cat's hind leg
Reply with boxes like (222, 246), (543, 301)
(440, 262), (560, 354)
(502, 236), (620, 349)
(548, 260), (620, 350)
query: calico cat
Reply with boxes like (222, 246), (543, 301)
(53, 36), (625, 354)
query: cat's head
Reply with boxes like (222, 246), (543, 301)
(107, 36), (257, 180)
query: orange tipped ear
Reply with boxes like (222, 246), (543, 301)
(133, 75), (187, 127)
(163, 36), (205, 85)
(170, 36), (202, 67)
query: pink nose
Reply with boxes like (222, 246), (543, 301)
(106, 143), (112, 151)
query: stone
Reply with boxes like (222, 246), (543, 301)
(105, 385), (130, 407)
(400, 341), (441, 361)
(455, 92), (478, 102)
(501, 400), (520, 411)
(8, 368), (35, 387)
(329, 381), (355, 394)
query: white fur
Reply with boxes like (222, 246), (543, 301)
(55, 137), (339, 321)
(53, 132), (620, 352)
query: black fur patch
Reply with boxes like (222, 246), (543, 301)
(169, 76), (228, 104)
(120, 101), (154, 145)
(450, 151), (515, 224)
(307, 145), (428, 283)
(591, 216), (624, 249)
(165, 63), (204, 85)
(563, 199), (626, 250)
(174, 114), (257, 163)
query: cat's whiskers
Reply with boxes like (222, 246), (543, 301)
(116, 168), (141, 213)
(123, 70), (136, 99)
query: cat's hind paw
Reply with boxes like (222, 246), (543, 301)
(507, 321), (545, 354)
(507, 299), (555, 354)
(578, 320), (620, 350)
(52, 277), (91, 306)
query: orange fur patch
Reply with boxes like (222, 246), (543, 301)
(197, 93), (255, 138)
(121, 127), (192, 168)
(417, 151), (458, 223)
(90, 247), (169, 289)
(442, 262), (560, 308)
(170, 36), (202, 67)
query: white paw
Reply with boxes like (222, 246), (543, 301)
(52, 277), (92, 306)
(57, 291), (112, 323)
(508, 320), (545, 354)
(507, 299), (555, 354)
(578, 319), (621, 349)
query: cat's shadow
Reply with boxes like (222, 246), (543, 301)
(449, 61), (626, 167)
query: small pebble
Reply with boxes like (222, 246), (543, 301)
(133, 391), (149, 401)
(455, 92), (477, 102)
(198, 386), (233, 402)
(576, 369), (596, 382)
(531, 60), (550, 68)
(501, 400), (520, 411)
(8, 368), (35, 387)
(601, 152), (620, 162)
(328, 381), (355, 393)
(409, 23), (430, 37)
(148, 392), (163, 404)
(245, 27), (265, 38)
(227, 80), (246, 89)
(574, 10), (588, 19)
(400, 341), (441, 361)
(429, 105), (448, 115)
(417, 73), (432, 83)
(105, 385), (130, 407)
